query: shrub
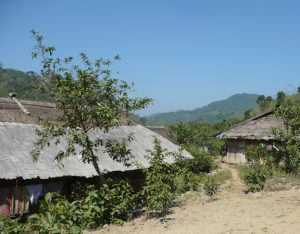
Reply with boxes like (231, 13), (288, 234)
(203, 177), (219, 196)
(103, 179), (136, 224)
(0, 180), (136, 233)
(0, 215), (23, 234)
(25, 193), (82, 233)
(142, 137), (175, 216)
(273, 103), (300, 173)
(0, 194), (81, 234)
(245, 145), (269, 164)
(173, 169), (205, 194)
(142, 169), (174, 216)
(244, 165), (268, 192)
(185, 146), (214, 173)
(172, 146), (217, 195)
(79, 179), (136, 228)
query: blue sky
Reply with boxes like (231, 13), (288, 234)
(1, 0), (300, 115)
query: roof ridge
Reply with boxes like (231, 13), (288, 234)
(216, 110), (275, 139)
(0, 97), (55, 108)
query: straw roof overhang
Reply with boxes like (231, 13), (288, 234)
(216, 111), (284, 141)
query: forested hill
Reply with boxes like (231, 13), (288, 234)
(0, 67), (259, 126)
(0, 66), (49, 101)
(146, 93), (259, 126)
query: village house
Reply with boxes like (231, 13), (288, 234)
(0, 96), (191, 216)
(217, 111), (284, 164)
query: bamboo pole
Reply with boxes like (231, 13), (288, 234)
(9, 93), (31, 115)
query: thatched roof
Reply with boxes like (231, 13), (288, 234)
(0, 97), (134, 126)
(0, 97), (191, 180)
(0, 123), (190, 180)
(217, 111), (284, 141)
(0, 97), (57, 124)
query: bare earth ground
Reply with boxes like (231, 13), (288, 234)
(86, 166), (300, 234)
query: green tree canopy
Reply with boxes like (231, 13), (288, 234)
(276, 91), (286, 106)
(30, 30), (152, 179)
(256, 95), (273, 111)
(274, 103), (300, 173)
(244, 109), (252, 119)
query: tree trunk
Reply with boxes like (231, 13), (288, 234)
(92, 156), (106, 184)
(86, 135), (106, 184)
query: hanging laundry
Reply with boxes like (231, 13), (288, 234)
(11, 187), (30, 215)
(26, 184), (43, 204)
(0, 187), (30, 216)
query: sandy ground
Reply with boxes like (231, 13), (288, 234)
(86, 167), (300, 234)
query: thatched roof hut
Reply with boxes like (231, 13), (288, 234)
(216, 111), (284, 163)
(0, 97), (191, 216)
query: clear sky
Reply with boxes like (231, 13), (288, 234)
(0, 0), (300, 116)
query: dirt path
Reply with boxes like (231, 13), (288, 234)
(86, 166), (300, 234)
(221, 165), (246, 194)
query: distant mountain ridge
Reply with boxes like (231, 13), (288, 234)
(146, 93), (260, 126)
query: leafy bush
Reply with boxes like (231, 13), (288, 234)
(185, 146), (214, 173)
(25, 192), (82, 233)
(173, 169), (205, 194)
(244, 145), (275, 192)
(168, 120), (240, 156)
(172, 146), (219, 195)
(142, 170), (174, 216)
(104, 179), (136, 224)
(0, 179), (136, 233)
(80, 179), (136, 228)
(0, 215), (23, 234)
(203, 177), (219, 196)
(273, 103), (300, 173)
(244, 165), (268, 192)
(142, 137), (175, 216)
(245, 145), (269, 164)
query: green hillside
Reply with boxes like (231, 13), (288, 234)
(0, 66), (260, 126)
(146, 93), (259, 126)
(0, 66), (49, 100)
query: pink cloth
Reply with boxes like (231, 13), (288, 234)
(0, 188), (10, 216)
(0, 204), (10, 216)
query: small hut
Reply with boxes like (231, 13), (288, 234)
(0, 96), (191, 216)
(217, 111), (284, 163)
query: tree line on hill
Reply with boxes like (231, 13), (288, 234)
(0, 64), (51, 101)
(145, 93), (259, 126)
(243, 88), (300, 119)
